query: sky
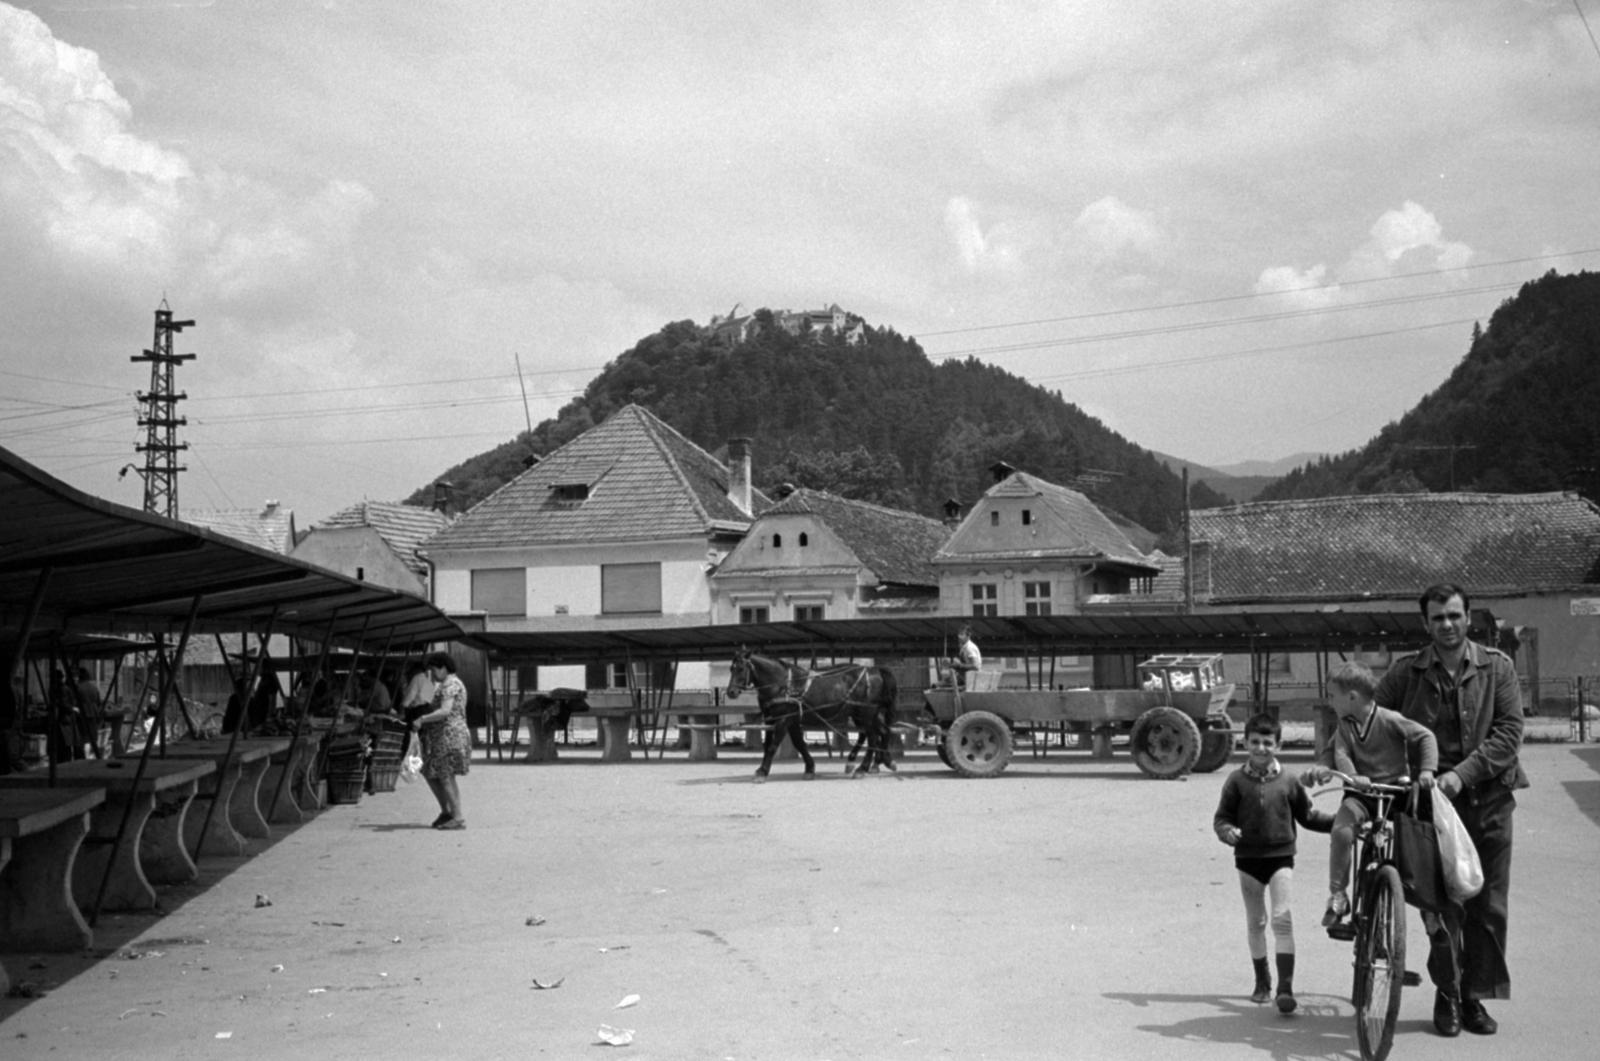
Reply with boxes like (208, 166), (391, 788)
(4, 1), (1600, 524)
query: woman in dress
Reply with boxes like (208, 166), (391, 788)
(410, 651), (471, 829)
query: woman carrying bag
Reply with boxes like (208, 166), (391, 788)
(411, 651), (471, 830)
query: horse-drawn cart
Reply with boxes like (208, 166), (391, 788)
(922, 654), (1237, 780)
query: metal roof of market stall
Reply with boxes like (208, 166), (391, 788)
(1, 446), (463, 650)
(467, 610), (1431, 665)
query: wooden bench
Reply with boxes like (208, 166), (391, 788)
(0, 758), (215, 913)
(121, 736), (289, 857)
(1, 787), (105, 982)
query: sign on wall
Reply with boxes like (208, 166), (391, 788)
(1572, 599), (1600, 616)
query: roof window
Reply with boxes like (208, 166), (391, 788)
(551, 483), (589, 504)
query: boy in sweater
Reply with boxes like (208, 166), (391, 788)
(1214, 713), (1334, 1012)
(1311, 661), (1438, 927)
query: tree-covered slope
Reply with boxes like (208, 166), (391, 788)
(1260, 270), (1600, 502)
(410, 312), (1230, 539)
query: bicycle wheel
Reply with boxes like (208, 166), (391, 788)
(1354, 864), (1407, 1061)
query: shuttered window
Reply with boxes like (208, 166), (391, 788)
(601, 562), (662, 615)
(471, 568), (526, 617)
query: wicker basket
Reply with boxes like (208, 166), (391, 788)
(367, 760), (401, 793)
(326, 765), (367, 805)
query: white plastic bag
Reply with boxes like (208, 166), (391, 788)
(399, 732), (423, 784)
(1433, 787), (1484, 903)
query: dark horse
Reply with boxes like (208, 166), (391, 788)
(725, 648), (899, 783)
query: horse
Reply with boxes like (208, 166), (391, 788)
(725, 647), (899, 783)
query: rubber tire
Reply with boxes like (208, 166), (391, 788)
(1129, 706), (1201, 779)
(1193, 724), (1236, 773)
(935, 736), (953, 769)
(943, 711), (1012, 779)
(1354, 864), (1406, 1061)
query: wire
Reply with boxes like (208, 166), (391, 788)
(1577, 0), (1600, 62)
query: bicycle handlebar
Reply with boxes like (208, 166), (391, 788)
(1318, 768), (1413, 795)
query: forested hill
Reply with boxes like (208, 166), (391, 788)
(1259, 269), (1600, 502)
(408, 310), (1230, 542)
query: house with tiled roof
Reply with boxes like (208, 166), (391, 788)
(182, 500), (296, 554)
(933, 466), (1160, 686)
(419, 404), (770, 690)
(291, 500), (452, 597)
(1180, 492), (1600, 695)
(712, 486), (950, 625)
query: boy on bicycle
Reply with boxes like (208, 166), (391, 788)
(1310, 661), (1438, 928)
(1214, 713), (1334, 1012)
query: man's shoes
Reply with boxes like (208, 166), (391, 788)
(1461, 999), (1498, 1035)
(1321, 890), (1350, 927)
(1433, 991), (1462, 1037)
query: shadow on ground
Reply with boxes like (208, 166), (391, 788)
(1104, 990), (1380, 1061)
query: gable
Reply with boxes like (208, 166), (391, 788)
(937, 471), (1153, 570)
(720, 489), (947, 586)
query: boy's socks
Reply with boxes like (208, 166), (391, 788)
(1251, 957), (1272, 1004)
(1275, 953), (1297, 1013)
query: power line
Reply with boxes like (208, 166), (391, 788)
(1576, 0), (1600, 62)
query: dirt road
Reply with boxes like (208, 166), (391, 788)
(3, 742), (1597, 1060)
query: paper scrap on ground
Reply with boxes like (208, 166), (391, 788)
(525, 916), (546, 926)
(597, 945), (630, 953)
(596, 1024), (635, 1046)
(270, 965), (283, 972)
(531, 977), (564, 990)
(614, 994), (639, 1009)
(254, 895), (272, 908)
(215, 1032), (233, 1039)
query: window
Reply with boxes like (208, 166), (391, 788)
(794, 604), (824, 621)
(739, 605), (770, 624)
(990, 510), (1000, 526)
(971, 583), (997, 617)
(772, 533), (782, 547)
(1268, 652), (1293, 674)
(552, 483), (589, 503)
(600, 562), (661, 615)
(1024, 581), (1052, 616)
(471, 567), (526, 617)
(1021, 509), (1032, 525)
(799, 532), (809, 547)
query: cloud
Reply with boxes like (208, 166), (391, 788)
(1253, 263), (1337, 310)
(1071, 196), (1163, 261)
(944, 195), (1018, 272)
(1342, 201), (1474, 281)
(0, 4), (372, 308)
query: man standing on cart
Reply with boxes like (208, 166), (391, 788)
(1375, 583), (1525, 1038)
(951, 625), (982, 689)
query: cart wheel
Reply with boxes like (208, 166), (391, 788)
(943, 711), (1012, 778)
(1194, 723), (1236, 773)
(1129, 706), (1201, 779)
(935, 735), (953, 769)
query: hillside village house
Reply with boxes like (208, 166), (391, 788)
(291, 500), (451, 598)
(419, 405), (769, 693)
(183, 500), (296, 554)
(934, 465), (1161, 687)
(1099, 492), (1600, 710)
(712, 486), (949, 626)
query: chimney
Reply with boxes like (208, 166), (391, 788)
(262, 499), (279, 516)
(989, 460), (1016, 483)
(941, 497), (964, 528)
(432, 481), (454, 515)
(773, 482), (797, 500)
(727, 437), (752, 515)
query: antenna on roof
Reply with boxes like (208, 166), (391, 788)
(513, 352), (541, 469)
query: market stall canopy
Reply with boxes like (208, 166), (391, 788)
(1, 446), (463, 649)
(467, 610), (1432, 666)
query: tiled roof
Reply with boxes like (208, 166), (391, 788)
(1191, 492), (1600, 601)
(759, 488), (949, 586)
(313, 501), (451, 576)
(936, 470), (1153, 568)
(183, 505), (294, 554)
(421, 405), (769, 551)
(1145, 549), (1187, 599)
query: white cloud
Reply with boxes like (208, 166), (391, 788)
(1342, 201), (1474, 281)
(1071, 196), (1163, 261)
(944, 195), (1018, 272)
(1253, 263), (1337, 310)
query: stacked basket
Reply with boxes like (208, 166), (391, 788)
(324, 735), (369, 805)
(366, 716), (409, 793)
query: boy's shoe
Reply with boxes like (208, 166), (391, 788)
(1250, 980), (1272, 1005)
(1275, 986), (1297, 1014)
(1321, 890), (1350, 927)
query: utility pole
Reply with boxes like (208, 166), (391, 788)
(1182, 467), (1193, 615)
(128, 302), (195, 517)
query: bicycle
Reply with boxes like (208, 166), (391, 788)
(1314, 769), (1424, 1061)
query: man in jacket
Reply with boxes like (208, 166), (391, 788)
(1374, 583), (1525, 1038)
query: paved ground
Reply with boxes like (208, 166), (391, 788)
(2, 739), (1597, 1061)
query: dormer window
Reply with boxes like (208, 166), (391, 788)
(552, 483), (589, 503)
(773, 533), (783, 547)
